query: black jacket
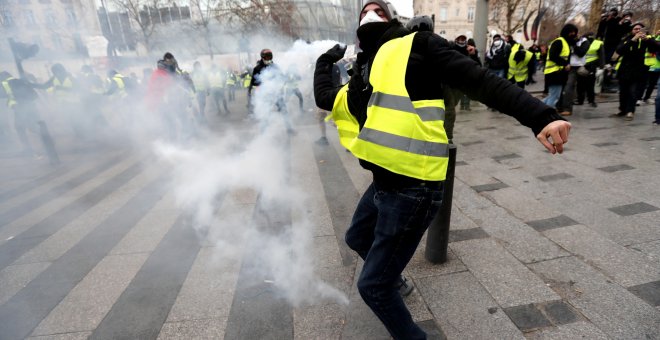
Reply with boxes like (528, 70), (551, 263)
(616, 36), (660, 81)
(314, 30), (563, 186)
(248, 60), (280, 93)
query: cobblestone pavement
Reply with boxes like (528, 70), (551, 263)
(0, 90), (658, 339)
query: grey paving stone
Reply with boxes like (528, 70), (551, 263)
(524, 321), (609, 340)
(627, 280), (660, 307)
(341, 263), (390, 339)
(629, 240), (660, 263)
(454, 201), (567, 264)
(450, 238), (559, 307)
(503, 303), (552, 331)
(447, 205), (480, 231)
(492, 153), (522, 162)
(505, 135), (527, 140)
(157, 318), (226, 340)
(591, 142), (618, 146)
(31, 253), (150, 336)
(471, 182), (510, 193)
(597, 164), (635, 173)
(528, 256), (660, 339)
(536, 173), (574, 182)
(526, 215), (579, 232)
(312, 235), (344, 269)
(543, 225), (660, 287)
(461, 140), (484, 146)
(26, 332), (92, 340)
(454, 165), (501, 187)
(454, 160), (468, 166)
(417, 271), (524, 339)
(14, 167), (160, 265)
(0, 263), (50, 306)
(540, 300), (581, 325)
(481, 187), (558, 222)
(293, 303), (345, 340)
(640, 136), (660, 141)
(589, 127), (613, 131)
(416, 319), (446, 340)
(477, 126), (497, 130)
(449, 227), (489, 243)
(166, 247), (240, 323)
(608, 202), (659, 216)
(406, 233), (467, 279)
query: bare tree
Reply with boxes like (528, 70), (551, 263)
(220, 0), (297, 37)
(189, 0), (221, 58)
(489, 0), (536, 35)
(538, 0), (585, 43)
(110, 0), (162, 52)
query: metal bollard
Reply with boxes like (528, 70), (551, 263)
(425, 144), (457, 264)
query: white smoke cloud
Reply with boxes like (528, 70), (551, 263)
(154, 38), (349, 307)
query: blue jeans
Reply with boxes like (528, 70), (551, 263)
(489, 68), (506, 79)
(345, 181), (443, 340)
(543, 85), (563, 108)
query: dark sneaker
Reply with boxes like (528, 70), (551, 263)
(589, 102), (597, 108)
(397, 275), (414, 297)
(315, 137), (329, 145)
(625, 112), (634, 121)
(652, 121), (659, 126)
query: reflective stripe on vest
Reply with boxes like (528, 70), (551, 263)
(2, 78), (16, 108)
(339, 32), (448, 181)
(544, 37), (569, 75)
(508, 50), (533, 82)
(586, 39), (603, 64)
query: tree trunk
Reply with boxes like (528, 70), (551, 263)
(588, 0), (605, 33)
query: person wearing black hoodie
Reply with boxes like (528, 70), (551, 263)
(543, 24), (579, 109)
(314, 1), (571, 339)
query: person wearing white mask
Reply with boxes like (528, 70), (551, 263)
(314, 1), (571, 339)
(486, 34), (510, 78)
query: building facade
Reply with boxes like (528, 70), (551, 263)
(413, 0), (540, 46)
(0, 0), (102, 58)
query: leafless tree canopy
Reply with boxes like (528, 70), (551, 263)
(489, 0), (536, 35)
(110, 0), (163, 49)
(220, 0), (297, 37)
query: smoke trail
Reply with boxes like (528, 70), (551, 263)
(155, 39), (349, 307)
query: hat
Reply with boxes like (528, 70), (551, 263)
(260, 49), (273, 60)
(359, 0), (396, 23)
(406, 15), (434, 32)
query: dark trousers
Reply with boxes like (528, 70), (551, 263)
(635, 67), (650, 101)
(577, 73), (596, 104)
(618, 78), (638, 114)
(642, 71), (660, 101)
(345, 182), (443, 340)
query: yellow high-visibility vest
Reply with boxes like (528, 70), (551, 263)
(209, 71), (224, 88)
(544, 37), (569, 74)
(330, 33), (449, 181)
(47, 77), (75, 102)
(508, 48), (533, 83)
(2, 77), (16, 108)
(243, 74), (251, 88)
(225, 73), (236, 86)
(110, 74), (127, 98)
(586, 39), (603, 64)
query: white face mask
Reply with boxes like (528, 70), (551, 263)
(263, 59), (273, 65)
(360, 10), (385, 26)
(493, 40), (503, 48)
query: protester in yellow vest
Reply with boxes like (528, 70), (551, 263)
(543, 24), (578, 110)
(507, 43), (535, 89)
(225, 71), (236, 102)
(638, 32), (660, 104)
(1, 71), (60, 164)
(191, 61), (209, 120)
(208, 64), (229, 115)
(314, 1), (571, 339)
(577, 33), (605, 107)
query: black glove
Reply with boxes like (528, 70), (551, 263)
(325, 44), (347, 63)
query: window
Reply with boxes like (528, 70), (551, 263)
(467, 6), (475, 23)
(439, 7), (447, 22)
(44, 9), (56, 27)
(65, 8), (77, 26)
(24, 10), (36, 26)
(1, 10), (14, 27)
